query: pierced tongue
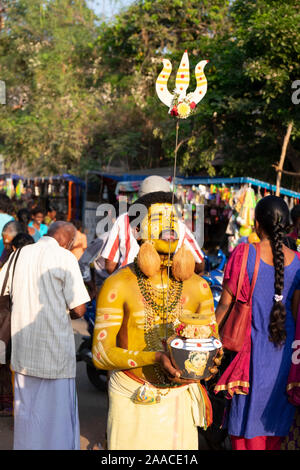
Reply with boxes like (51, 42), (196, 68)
(161, 230), (176, 241)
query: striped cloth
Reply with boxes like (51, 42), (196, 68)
(13, 373), (80, 450)
(101, 213), (204, 268)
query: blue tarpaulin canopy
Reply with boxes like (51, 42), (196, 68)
(25, 173), (85, 187)
(99, 172), (300, 200)
(175, 176), (300, 199)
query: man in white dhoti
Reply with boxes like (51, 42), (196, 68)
(0, 221), (90, 450)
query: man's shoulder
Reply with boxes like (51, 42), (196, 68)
(25, 238), (77, 261)
(102, 264), (136, 288)
(185, 272), (207, 286)
(0, 213), (14, 222)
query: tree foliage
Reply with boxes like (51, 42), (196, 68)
(0, 0), (299, 187)
(0, 0), (99, 174)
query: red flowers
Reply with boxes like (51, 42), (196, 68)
(175, 323), (185, 336)
(189, 101), (196, 110)
(170, 105), (178, 116)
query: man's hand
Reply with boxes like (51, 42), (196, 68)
(105, 258), (118, 274)
(70, 303), (86, 320)
(155, 351), (200, 385)
(195, 260), (205, 275)
(155, 351), (181, 379)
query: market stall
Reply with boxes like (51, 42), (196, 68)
(173, 176), (300, 253)
(82, 171), (300, 248)
(0, 173), (85, 221)
(83, 169), (171, 242)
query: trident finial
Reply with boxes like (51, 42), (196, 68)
(155, 51), (208, 119)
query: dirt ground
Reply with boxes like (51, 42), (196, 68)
(0, 318), (108, 451)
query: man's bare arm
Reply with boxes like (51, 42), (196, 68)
(105, 258), (118, 274)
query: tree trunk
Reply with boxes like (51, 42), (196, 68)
(275, 121), (293, 196)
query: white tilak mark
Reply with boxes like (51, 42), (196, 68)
(93, 343), (115, 368)
(94, 322), (121, 328)
(98, 315), (122, 322)
(96, 307), (122, 314)
(133, 311), (145, 317)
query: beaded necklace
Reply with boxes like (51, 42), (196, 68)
(134, 257), (183, 385)
(134, 257), (183, 320)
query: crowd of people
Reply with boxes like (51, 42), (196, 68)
(0, 176), (299, 451)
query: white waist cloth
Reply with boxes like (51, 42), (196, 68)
(107, 371), (206, 450)
(13, 373), (80, 450)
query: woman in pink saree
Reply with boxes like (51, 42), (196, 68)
(215, 196), (300, 450)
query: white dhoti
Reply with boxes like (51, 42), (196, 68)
(107, 371), (211, 450)
(13, 373), (80, 450)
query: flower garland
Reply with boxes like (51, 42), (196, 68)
(175, 322), (218, 339)
(169, 91), (197, 119)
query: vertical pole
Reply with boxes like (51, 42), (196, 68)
(165, 120), (180, 342)
(67, 181), (73, 221)
(276, 121), (293, 196)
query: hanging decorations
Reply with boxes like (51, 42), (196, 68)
(5, 178), (14, 199)
(15, 179), (24, 199)
(236, 186), (256, 236)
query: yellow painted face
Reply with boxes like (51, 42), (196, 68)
(140, 203), (179, 254)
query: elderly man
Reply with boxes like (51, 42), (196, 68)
(0, 221), (90, 450)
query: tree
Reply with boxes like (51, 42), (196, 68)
(0, 0), (299, 184)
(91, 0), (231, 174)
(0, 0), (100, 174)
(92, 0), (300, 186)
(215, 0), (300, 188)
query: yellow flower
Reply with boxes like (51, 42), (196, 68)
(177, 102), (191, 119)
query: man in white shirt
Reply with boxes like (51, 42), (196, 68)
(0, 221), (90, 450)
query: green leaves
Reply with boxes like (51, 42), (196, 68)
(0, 0), (299, 183)
(0, 0), (99, 174)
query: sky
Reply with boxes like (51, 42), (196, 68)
(86, 0), (135, 19)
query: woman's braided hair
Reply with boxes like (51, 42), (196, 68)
(255, 196), (290, 347)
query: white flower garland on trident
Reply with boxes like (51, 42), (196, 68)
(155, 50), (208, 120)
(169, 91), (197, 119)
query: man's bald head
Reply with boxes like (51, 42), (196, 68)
(47, 221), (77, 250)
(2, 221), (24, 243)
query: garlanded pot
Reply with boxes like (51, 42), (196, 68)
(167, 335), (222, 380)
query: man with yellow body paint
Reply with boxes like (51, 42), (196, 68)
(92, 192), (222, 450)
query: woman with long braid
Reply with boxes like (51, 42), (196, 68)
(215, 196), (300, 450)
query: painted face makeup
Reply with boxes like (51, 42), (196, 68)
(140, 203), (179, 254)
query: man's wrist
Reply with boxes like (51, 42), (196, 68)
(155, 351), (162, 363)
